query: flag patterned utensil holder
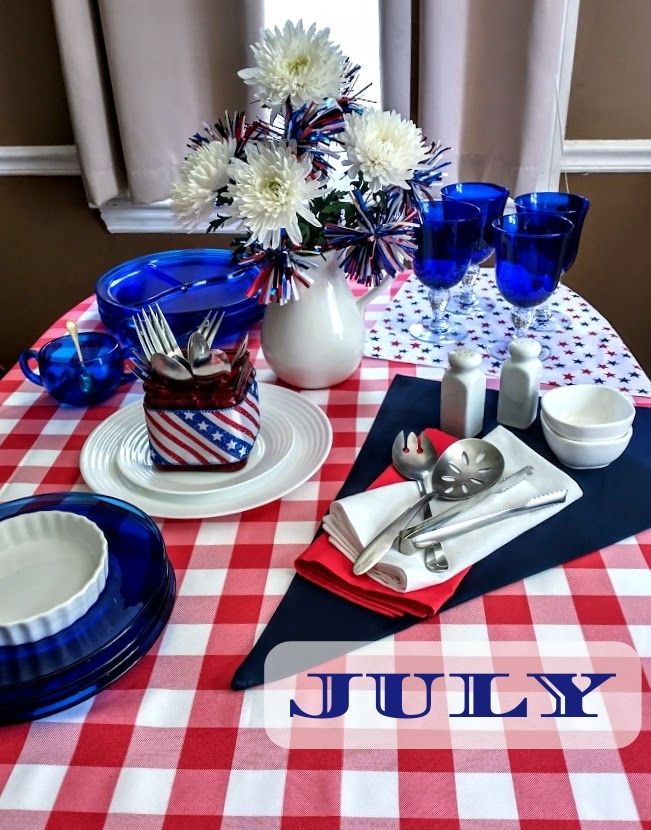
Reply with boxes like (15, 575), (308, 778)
(142, 356), (259, 472)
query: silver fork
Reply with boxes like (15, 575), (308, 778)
(150, 305), (184, 360)
(133, 315), (156, 361)
(203, 310), (225, 348)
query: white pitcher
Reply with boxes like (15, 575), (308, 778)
(260, 252), (387, 389)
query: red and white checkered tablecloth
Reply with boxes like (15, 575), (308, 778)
(0, 285), (650, 830)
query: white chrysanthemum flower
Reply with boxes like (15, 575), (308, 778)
(238, 20), (348, 109)
(341, 110), (429, 193)
(224, 143), (321, 249)
(170, 138), (235, 227)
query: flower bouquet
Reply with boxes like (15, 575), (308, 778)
(170, 20), (449, 386)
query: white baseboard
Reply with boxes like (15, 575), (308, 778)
(562, 139), (651, 173)
(0, 145), (80, 175)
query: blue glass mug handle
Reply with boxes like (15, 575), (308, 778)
(18, 349), (43, 386)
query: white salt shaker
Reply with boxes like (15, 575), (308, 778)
(440, 348), (486, 438)
(497, 338), (542, 429)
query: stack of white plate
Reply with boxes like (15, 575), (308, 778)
(81, 383), (333, 519)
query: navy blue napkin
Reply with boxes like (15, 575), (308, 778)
(231, 375), (651, 690)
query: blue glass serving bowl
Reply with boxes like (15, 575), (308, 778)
(489, 211), (574, 361)
(410, 199), (482, 344)
(96, 249), (264, 349)
(0, 492), (175, 724)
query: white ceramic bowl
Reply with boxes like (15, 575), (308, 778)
(541, 413), (632, 470)
(541, 385), (635, 441)
(0, 511), (109, 646)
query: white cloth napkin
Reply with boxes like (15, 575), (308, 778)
(322, 426), (583, 593)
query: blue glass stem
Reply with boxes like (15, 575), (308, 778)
(427, 288), (451, 334)
(535, 300), (553, 326)
(512, 306), (535, 339)
(458, 263), (480, 309)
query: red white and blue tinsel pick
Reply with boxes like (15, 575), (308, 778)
(234, 244), (314, 305)
(257, 101), (347, 178)
(188, 111), (263, 160)
(389, 140), (452, 213)
(324, 190), (418, 286)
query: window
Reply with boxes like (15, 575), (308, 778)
(264, 0), (382, 106)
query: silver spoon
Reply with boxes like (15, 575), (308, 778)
(150, 352), (193, 382)
(353, 437), (505, 576)
(187, 331), (210, 368)
(391, 431), (448, 571)
(66, 320), (93, 395)
(191, 351), (231, 378)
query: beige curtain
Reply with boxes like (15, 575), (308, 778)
(52, 0), (263, 205)
(381, 0), (567, 194)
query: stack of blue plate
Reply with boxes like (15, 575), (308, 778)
(0, 493), (175, 724)
(96, 248), (264, 350)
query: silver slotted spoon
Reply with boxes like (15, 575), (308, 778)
(353, 437), (505, 576)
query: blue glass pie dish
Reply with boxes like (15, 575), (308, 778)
(96, 248), (264, 349)
(0, 492), (175, 724)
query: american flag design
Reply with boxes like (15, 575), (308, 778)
(144, 379), (260, 467)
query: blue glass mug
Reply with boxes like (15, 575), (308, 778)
(19, 332), (132, 406)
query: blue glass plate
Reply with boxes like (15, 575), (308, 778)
(0, 492), (176, 724)
(96, 248), (264, 349)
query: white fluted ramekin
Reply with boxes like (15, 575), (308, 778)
(0, 510), (109, 646)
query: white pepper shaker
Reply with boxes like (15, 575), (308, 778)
(497, 338), (542, 429)
(440, 348), (486, 438)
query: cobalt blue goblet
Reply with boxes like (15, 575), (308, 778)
(440, 181), (510, 314)
(410, 199), (482, 344)
(514, 191), (590, 332)
(489, 211), (574, 361)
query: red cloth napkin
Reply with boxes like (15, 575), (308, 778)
(295, 429), (471, 618)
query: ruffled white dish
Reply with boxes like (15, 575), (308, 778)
(0, 511), (109, 646)
(80, 383), (333, 519)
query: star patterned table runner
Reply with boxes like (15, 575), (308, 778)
(365, 269), (651, 397)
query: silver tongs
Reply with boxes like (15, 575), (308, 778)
(398, 465), (534, 554)
(407, 489), (568, 548)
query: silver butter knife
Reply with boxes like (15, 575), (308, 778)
(397, 465), (534, 554)
(410, 489), (568, 547)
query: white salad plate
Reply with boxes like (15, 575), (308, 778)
(80, 383), (333, 519)
(116, 412), (293, 496)
(0, 511), (109, 646)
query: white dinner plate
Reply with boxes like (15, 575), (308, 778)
(80, 384), (333, 519)
(116, 408), (294, 496)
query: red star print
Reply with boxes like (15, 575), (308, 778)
(563, 373), (573, 381)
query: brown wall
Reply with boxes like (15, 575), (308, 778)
(567, 0), (651, 139)
(0, 1), (649, 374)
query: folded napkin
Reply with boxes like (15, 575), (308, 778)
(295, 429), (469, 617)
(322, 426), (583, 593)
(296, 426), (582, 615)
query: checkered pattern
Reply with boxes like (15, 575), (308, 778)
(0, 284), (649, 829)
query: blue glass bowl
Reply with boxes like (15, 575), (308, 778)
(491, 211), (574, 308)
(0, 492), (175, 724)
(413, 199), (482, 289)
(96, 249), (264, 349)
(441, 181), (510, 263)
(514, 192), (590, 272)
